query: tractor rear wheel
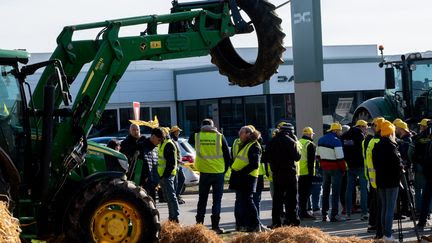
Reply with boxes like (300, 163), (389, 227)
(65, 178), (160, 242)
(210, 0), (285, 87)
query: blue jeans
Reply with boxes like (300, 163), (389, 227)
(235, 190), (259, 228)
(322, 170), (343, 218)
(346, 168), (368, 215)
(196, 173), (224, 218)
(310, 181), (322, 211)
(160, 175), (179, 220)
(378, 187), (399, 238)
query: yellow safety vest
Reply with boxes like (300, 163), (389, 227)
(298, 138), (315, 176)
(195, 131), (225, 173)
(158, 139), (178, 177)
(265, 164), (273, 182)
(365, 137), (380, 189)
(232, 138), (241, 159)
(258, 161), (265, 176)
(231, 141), (260, 177)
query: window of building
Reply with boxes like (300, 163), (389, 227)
(140, 107), (150, 121)
(220, 98), (244, 144)
(89, 109), (118, 137)
(152, 107), (171, 127)
(119, 108), (133, 130)
(198, 99), (219, 127)
(245, 96), (267, 139)
(178, 101), (199, 137)
(270, 94), (295, 128)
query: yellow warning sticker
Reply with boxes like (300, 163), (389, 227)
(150, 41), (162, 49)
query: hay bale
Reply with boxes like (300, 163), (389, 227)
(159, 221), (223, 243)
(0, 201), (20, 243)
(229, 226), (376, 243)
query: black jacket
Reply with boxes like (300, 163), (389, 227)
(120, 135), (140, 177)
(341, 126), (365, 169)
(397, 134), (412, 168)
(266, 131), (301, 176)
(229, 141), (261, 192)
(161, 141), (177, 178)
(372, 137), (402, 188)
(138, 137), (158, 183)
(301, 136), (316, 176)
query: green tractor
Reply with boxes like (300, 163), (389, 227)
(0, 0), (284, 241)
(353, 46), (432, 124)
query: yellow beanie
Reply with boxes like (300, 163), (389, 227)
(373, 117), (385, 132)
(380, 121), (395, 137)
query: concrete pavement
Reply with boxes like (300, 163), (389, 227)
(156, 189), (425, 242)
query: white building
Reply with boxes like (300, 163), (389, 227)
(28, 44), (384, 143)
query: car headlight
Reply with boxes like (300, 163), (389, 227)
(118, 158), (129, 172)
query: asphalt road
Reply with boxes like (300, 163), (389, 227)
(156, 189), (427, 242)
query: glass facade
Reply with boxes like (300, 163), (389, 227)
(177, 90), (384, 145)
(220, 98), (244, 144)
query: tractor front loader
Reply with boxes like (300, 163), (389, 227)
(0, 0), (285, 241)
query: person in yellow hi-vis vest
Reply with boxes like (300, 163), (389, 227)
(364, 117), (384, 238)
(229, 125), (264, 232)
(297, 127), (317, 220)
(194, 119), (230, 234)
(158, 127), (180, 223)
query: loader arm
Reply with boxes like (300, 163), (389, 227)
(31, 3), (236, 173)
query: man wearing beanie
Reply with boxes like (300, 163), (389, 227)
(373, 121), (402, 242)
(267, 123), (301, 227)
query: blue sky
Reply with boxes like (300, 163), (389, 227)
(2, 0), (432, 54)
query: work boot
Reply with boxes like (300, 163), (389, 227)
(210, 215), (225, 234)
(195, 215), (204, 224)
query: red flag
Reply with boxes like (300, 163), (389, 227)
(133, 102), (140, 120)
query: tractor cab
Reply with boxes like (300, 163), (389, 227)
(383, 52), (432, 122)
(0, 50), (28, 171)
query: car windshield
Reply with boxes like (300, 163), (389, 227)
(179, 139), (195, 154)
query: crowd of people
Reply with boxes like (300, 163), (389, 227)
(109, 116), (432, 242)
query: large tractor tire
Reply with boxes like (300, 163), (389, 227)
(65, 178), (160, 243)
(210, 0), (285, 87)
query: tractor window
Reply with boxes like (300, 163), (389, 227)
(0, 64), (24, 162)
(411, 62), (432, 117)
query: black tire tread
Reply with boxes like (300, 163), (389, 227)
(210, 0), (285, 87)
(65, 178), (160, 242)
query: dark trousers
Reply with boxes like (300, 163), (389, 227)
(419, 180), (432, 226)
(196, 173), (224, 218)
(175, 166), (185, 196)
(298, 175), (312, 215)
(368, 186), (383, 237)
(235, 190), (259, 228)
(272, 172), (299, 226)
(143, 166), (159, 201)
